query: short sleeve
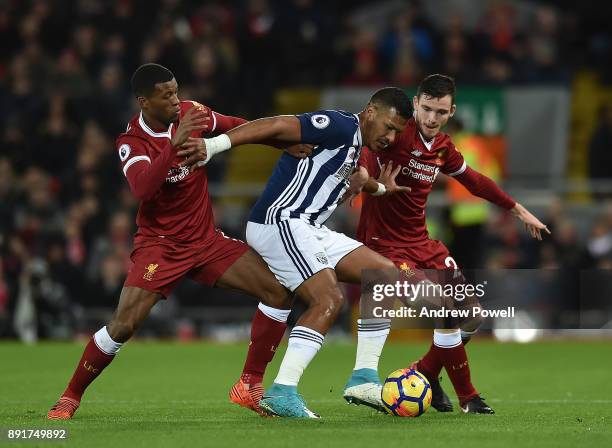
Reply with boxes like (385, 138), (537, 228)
(116, 136), (151, 177)
(297, 110), (349, 145)
(441, 143), (467, 177)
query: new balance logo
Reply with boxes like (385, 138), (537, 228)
(411, 149), (422, 157)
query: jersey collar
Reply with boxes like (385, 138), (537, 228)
(418, 131), (435, 151)
(139, 112), (173, 138)
(353, 114), (363, 148)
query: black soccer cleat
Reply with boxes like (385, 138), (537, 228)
(460, 395), (495, 414)
(429, 377), (453, 412)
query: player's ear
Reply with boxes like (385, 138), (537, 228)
(365, 103), (376, 122)
(136, 96), (148, 110)
(412, 95), (418, 112)
(449, 104), (456, 118)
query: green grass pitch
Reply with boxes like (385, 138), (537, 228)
(1, 340), (610, 447)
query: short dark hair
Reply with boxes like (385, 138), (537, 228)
(131, 63), (175, 97)
(369, 87), (412, 118)
(417, 74), (456, 104)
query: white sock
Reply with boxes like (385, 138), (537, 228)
(433, 329), (462, 348)
(274, 326), (324, 386)
(93, 326), (123, 355)
(354, 319), (391, 371)
(258, 302), (291, 323)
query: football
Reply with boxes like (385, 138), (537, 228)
(381, 368), (432, 417)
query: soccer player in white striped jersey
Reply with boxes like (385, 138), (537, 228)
(180, 87), (412, 418)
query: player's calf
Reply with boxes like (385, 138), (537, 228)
(46, 327), (121, 420)
(47, 287), (159, 419)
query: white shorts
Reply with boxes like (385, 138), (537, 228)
(246, 219), (363, 291)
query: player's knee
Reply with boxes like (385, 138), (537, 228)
(379, 257), (396, 270)
(316, 289), (345, 320)
(259, 280), (292, 310)
(107, 319), (137, 343)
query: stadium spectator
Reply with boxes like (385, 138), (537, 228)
(588, 106), (612, 186)
(1, 0), (611, 339)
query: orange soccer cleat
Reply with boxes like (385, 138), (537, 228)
(47, 397), (80, 420)
(229, 379), (266, 416)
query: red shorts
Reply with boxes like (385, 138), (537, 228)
(371, 240), (478, 327)
(370, 239), (458, 270)
(369, 239), (461, 286)
(124, 229), (250, 297)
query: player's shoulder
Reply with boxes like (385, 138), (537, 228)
(435, 130), (453, 147)
(433, 131), (463, 168)
(179, 100), (210, 115)
(305, 109), (358, 132)
(117, 114), (142, 141)
(432, 129), (457, 155)
(115, 114), (150, 150)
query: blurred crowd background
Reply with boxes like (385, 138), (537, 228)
(1, 0), (611, 341)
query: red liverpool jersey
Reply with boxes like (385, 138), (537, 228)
(115, 100), (246, 245)
(357, 117), (466, 246)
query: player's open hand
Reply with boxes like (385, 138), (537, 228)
(511, 203), (551, 240)
(177, 137), (207, 171)
(171, 107), (210, 148)
(285, 144), (314, 158)
(378, 161), (411, 195)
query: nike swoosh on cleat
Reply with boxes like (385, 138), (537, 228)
(259, 402), (280, 417)
(304, 409), (321, 419)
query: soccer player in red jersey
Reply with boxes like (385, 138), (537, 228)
(343, 74), (550, 414)
(47, 63), (308, 419)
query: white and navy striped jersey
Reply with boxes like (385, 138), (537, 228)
(249, 110), (363, 226)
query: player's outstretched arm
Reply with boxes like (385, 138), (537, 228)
(511, 203), (551, 241)
(454, 166), (550, 240)
(227, 116), (302, 145)
(178, 116), (302, 169)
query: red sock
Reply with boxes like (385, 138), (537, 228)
(438, 343), (478, 405)
(240, 309), (287, 385)
(416, 342), (443, 382)
(62, 338), (115, 401)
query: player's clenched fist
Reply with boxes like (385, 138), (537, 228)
(171, 107), (210, 148)
(177, 137), (208, 170)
